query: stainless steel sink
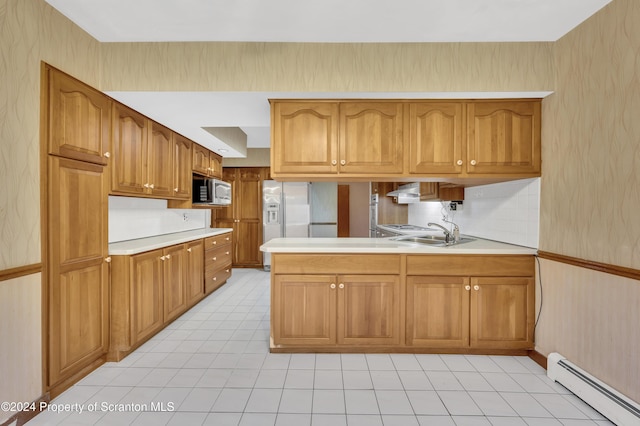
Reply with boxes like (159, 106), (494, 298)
(390, 234), (475, 247)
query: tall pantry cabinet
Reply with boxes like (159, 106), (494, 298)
(43, 65), (111, 396)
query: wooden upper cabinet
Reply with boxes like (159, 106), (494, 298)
(467, 101), (541, 174)
(48, 67), (111, 165)
(409, 102), (463, 174)
(173, 134), (192, 199)
(271, 101), (339, 174)
(111, 103), (149, 195)
(148, 122), (174, 197)
(339, 102), (404, 174)
(210, 153), (222, 178)
(192, 144), (210, 175)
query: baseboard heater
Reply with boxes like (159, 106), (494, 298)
(547, 353), (640, 426)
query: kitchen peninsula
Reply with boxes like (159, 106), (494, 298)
(261, 237), (537, 355)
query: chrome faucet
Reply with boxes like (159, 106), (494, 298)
(428, 221), (460, 244)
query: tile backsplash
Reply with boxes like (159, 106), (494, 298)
(408, 178), (540, 248)
(108, 196), (210, 243)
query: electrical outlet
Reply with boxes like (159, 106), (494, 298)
(183, 213), (188, 221)
(449, 202), (457, 211)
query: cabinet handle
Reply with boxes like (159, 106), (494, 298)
(212, 257), (217, 261)
(104, 256), (111, 263)
(225, 269), (230, 273)
(149, 183), (155, 189)
(165, 254), (171, 259)
(331, 160), (337, 165)
(103, 152), (110, 158)
(225, 251), (229, 255)
(470, 160), (477, 166)
(174, 187), (179, 192)
(187, 248), (192, 253)
(340, 160), (346, 166)
(457, 160), (463, 166)
(473, 285), (480, 291)
(465, 285), (471, 291)
(160, 256), (166, 261)
(225, 237), (230, 241)
(144, 183), (150, 188)
(213, 241), (217, 245)
(339, 283), (344, 289)
(213, 277), (217, 281)
(330, 283), (336, 289)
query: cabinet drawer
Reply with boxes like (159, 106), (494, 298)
(205, 264), (232, 293)
(205, 245), (232, 269)
(204, 232), (232, 249)
(406, 255), (534, 277)
(273, 254), (401, 274)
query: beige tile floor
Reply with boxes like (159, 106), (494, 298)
(28, 269), (614, 426)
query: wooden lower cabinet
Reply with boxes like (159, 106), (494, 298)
(271, 253), (534, 353)
(272, 272), (401, 348)
(110, 239), (222, 360)
(406, 276), (470, 348)
(204, 232), (233, 294)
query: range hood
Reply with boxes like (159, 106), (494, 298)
(385, 182), (421, 204)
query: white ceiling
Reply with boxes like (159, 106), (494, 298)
(46, 0), (610, 156)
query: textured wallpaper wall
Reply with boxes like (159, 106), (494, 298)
(541, 0), (640, 269)
(0, 0), (101, 270)
(101, 42), (554, 92)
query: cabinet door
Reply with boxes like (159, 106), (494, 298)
(186, 240), (204, 307)
(163, 245), (187, 322)
(234, 169), (263, 267)
(409, 102), (463, 174)
(48, 157), (109, 385)
(339, 102), (404, 174)
(192, 144), (211, 176)
(273, 275), (337, 346)
(406, 276), (470, 348)
(148, 122), (174, 197)
(111, 103), (149, 195)
(467, 101), (541, 174)
(470, 277), (534, 349)
(337, 275), (400, 345)
(210, 153), (222, 178)
(48, 68), (111, 165)
(173, 134), (192, 199)
(272, 101), (339, 174)
(131, 250), (164, 344)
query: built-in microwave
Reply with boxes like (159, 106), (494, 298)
(192, 178), (232, 206)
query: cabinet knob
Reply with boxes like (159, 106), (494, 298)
(213, 277), (217, 281)
(144, 183), (150, 188)
(339, 283), (344, 289)
(187, 248), (192, 253)
(212, 257), (217, 261)
(165, 254), (171, 259)
(225, 237), (230, 241)
(103, 152), (110, 158)
(470, 160), (477, 166)
(331, 160), (337, 165)
(340, 160), (346, 166)
(457, 160), (463, 166)
(174, 187), (179, 192)
(105, 256), (111, 263)
(330, 283), (336, 289)
(213, 241), (217, 245)
(149, 183), (155, 189)
(160, 256), (166, 261)
(465, 285), (471, 291)
(225, 269), (230, 273)
(473, 285), (480, 291)
(225, 251), (230, 255)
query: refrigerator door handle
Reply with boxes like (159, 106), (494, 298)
(281, 192), (286, 238)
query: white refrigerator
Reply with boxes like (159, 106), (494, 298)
(262, 180), (310, 270)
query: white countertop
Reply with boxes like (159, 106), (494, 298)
(109, 228), (233, 255)
(260, 236), (537, 255)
